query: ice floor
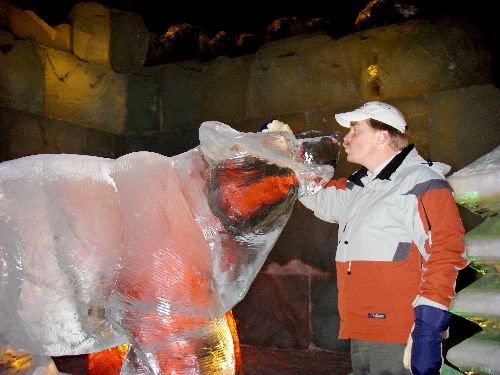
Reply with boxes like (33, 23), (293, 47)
(52, 345), (353, 375)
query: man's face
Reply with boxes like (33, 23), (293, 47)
(342, 120), (379, 167)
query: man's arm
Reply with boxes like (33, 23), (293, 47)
(416, 186), (468, 307)
(405, 182), (468, 375)
(298, 178), (350, 224)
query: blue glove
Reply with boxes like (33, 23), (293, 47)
(408, 305), (451, 375)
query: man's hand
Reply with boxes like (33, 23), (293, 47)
(403, 305), (451, 375)
(261, 120), (293, 134)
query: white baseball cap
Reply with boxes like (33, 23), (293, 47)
(334, 101), (407, 133)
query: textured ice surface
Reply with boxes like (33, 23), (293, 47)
(0, 121), (335, 374)
(447, 145), (500, 216)
(446, 330), (500, 374)
(462, 216), (500, 273)
(447, 143), (500, 375)
(450, 273), (500, 319)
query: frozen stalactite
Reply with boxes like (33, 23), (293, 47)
(446, 145), (500, 374)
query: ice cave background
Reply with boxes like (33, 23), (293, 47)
(0, 1), (499, 374)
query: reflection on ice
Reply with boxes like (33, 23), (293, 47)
(447, 145), (500, 216)
(0, 121), (336, 374)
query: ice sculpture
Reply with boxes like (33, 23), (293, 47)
(0, 121), (338, 374)
(446, 145), (500, 374)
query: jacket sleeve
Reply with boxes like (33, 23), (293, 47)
(298, 178), (350, 224)
(414, 182), (469, 309)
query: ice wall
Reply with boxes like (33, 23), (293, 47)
(446, 145), (500, 374)
(0, 121), (336, 374)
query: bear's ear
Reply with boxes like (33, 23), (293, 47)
(207, 156), (298, 234)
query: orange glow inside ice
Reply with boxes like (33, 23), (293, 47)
(88, 344), (128, 375)
(226, 310), (242, 374)
(86, 311), (242, 374)
(219, 172), (298, 221)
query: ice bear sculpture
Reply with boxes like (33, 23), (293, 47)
(0, 121), (338, 374)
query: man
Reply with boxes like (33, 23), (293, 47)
(298, 102), (468, 374)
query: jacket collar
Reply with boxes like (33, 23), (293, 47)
(347, 144), (415, 187)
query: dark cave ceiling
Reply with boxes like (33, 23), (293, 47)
(7, 0), (494, 38)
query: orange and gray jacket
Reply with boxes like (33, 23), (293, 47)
(299, 144), (468, 343)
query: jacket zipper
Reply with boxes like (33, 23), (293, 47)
(341, 223), (351, 275)
(419, 197), (433, 249)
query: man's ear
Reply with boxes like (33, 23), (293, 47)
(376, 130), (390, 145)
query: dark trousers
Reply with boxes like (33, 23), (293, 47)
(350, 340), (412, 375)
